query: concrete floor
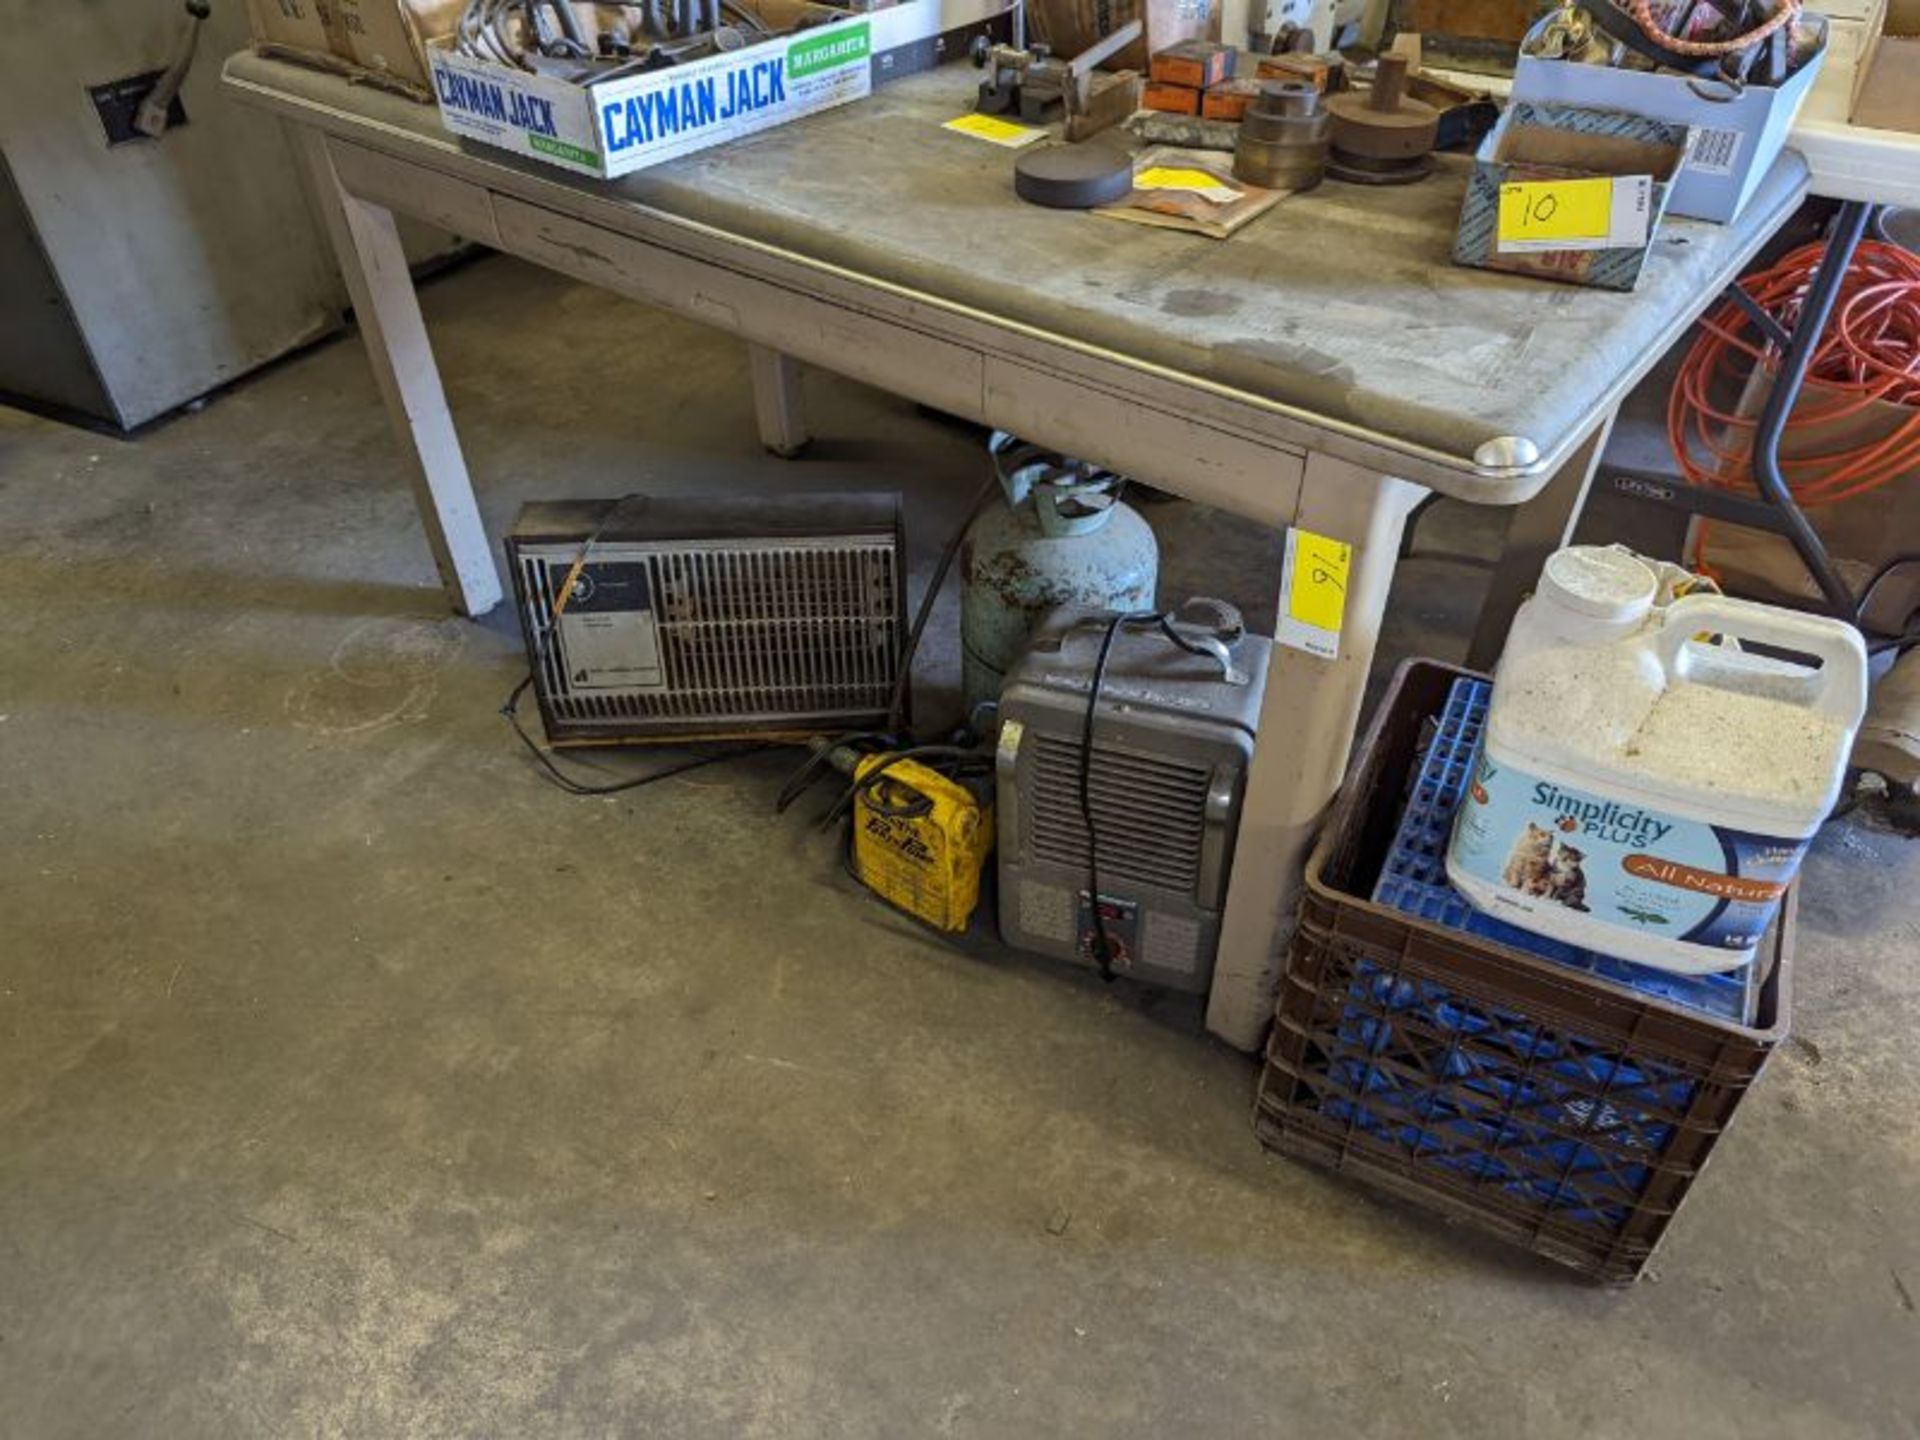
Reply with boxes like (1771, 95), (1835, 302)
(2, 255), (1916, 1439)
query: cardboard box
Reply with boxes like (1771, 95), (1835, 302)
(336, 0), (447, 87)
(246, 0), (333, 55)
(1853, 0), (1920, 133)
(1142, 80), (1202, 112)
(1511, 11), (1825, 223)
(1150, 39), (1234, 88)
(1200, 76), (1260, 120)
(1452, 102), (1688, 292)
(1409, 0), (1536, 44)
(431, 20), (873, 176)
(243, 0), (460, 100)
(427, 0), (1007, 178)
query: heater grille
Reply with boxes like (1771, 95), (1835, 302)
(512, 511), (904, 741)
(1025, 733), (1212, 893)
(996, 607), (1270, 994)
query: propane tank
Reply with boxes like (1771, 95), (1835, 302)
(960, 432), (1158, 715)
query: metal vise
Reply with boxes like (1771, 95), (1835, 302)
(970, 19), (1144, 140)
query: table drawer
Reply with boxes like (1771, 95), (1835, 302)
(984, 358), (1305, 527)
(492, 195), (988, 421)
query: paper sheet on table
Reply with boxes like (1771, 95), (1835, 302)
(1093, 146), (1290, 238)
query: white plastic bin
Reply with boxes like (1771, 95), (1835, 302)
(1510, 13), (1828, 222)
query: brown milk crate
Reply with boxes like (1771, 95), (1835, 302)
(1254, 659), (1792, 1284)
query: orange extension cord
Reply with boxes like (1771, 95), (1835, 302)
(1629, 0), (1800, 57)
(1667, 237), (1920, 580)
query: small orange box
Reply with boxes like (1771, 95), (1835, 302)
(1150, 40), (1234, 89)
(1256, 52), (1332, 91)
(1142, 80), (1203, 114)
(1201, 77), (1261, 120)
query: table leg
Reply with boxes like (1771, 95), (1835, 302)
(1744, 200), (1874, 618)
(1465, 416), (1614, 671)
(1205, 455), (1425, 1053)
(297, 131), (501, 618)
(748, 344), (811, 458)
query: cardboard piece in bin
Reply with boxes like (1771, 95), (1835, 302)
(1453, 103), (1689, 292)
(1853, 0), (1920, 134)
(1512, 11), (1826, 223)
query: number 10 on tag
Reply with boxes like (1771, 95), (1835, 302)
(1496, 175), (1651, 253)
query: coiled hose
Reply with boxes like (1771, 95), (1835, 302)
(1667, 236), (1920, 597)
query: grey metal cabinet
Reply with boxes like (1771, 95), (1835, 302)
(0, 0), (457, 429)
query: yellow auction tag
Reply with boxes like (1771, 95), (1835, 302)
(1498, 177), (1615, 244)
(1135, 165), (1239, 198)
(942, 113), (1046, 147)
(1277, 527), (1350, 659)
(1289, 530), (1350, 632)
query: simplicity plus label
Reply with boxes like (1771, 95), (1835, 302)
(1449, 753), (1802, 958)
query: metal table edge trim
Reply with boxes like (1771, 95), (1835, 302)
(224, 60), (1808, 501)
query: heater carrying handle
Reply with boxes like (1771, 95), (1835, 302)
(1165, 598), (1249, 684)
(1057, 597), (1250, 685)
(1175, 596), (1245, 645)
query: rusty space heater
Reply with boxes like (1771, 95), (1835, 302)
(506, 493), (906, 744)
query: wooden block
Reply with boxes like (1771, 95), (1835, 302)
(1201, 78), (1262, 121)
(1150, 41), (1235, 89)
(1143, 81), (1202, 114)
(1256, 53), (1331, 91)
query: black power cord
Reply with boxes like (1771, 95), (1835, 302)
(501, 676), (765, 794)
(781, 442), (1015, 819)
(1080, 612), (1137, 981)
(1855, 553), (1920, 660)
(883, 458), (1012, 735)
(1075, 606), (1241, 980)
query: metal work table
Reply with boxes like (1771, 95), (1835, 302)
(224, 51), (1809, 1050)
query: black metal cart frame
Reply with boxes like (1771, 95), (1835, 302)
(1603, 200), (1880, 623)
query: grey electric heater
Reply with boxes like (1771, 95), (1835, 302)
(995, 605), (1272, 992)
(507, 493), (906, 744)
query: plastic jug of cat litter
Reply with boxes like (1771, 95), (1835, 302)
(1446, 545), (1867, 974)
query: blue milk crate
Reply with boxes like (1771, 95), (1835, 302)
(1323, 964), (1693, 1229)
(1371, 678), (1760, 1027)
